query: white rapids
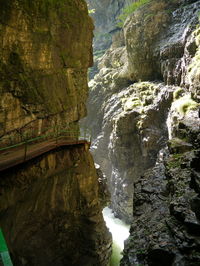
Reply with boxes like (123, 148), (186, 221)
(103, 207), (130, 266)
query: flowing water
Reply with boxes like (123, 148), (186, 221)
(103, 207), (130, 266)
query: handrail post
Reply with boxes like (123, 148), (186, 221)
(55, 124), (59, 145)
(24, 139), (28, 161)
(56, 128), (58, 144)
(76, 129), (79, 142)
(84, 128), (86, 140)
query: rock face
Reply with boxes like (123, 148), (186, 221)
(0, 0), (112, 265)
(86, 0), (132, 79)
(84, 0), (200, 224)
(0, 145), (112, 266)
(121, 106), (200, 265)
(0, 0), (93, 143)
(119, 0), (200, 261)
(87, 80), (174, 222)
(86, 0), (130, 51)
(83, 1), (200, 263)
(123, 0), (200, 84)
(96, 163), (111, 208)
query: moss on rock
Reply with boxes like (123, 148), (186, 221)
(172, 94), (199, 115)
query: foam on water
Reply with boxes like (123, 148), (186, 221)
(103, 207), (130, 265)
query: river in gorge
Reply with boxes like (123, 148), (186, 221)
(103, 207), (130, 266)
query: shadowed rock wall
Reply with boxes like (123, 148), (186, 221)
(0, 1), (112, 265)
(0, 145), (112, 266)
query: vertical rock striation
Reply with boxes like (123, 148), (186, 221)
(121, 106), (200, 265)
(0, 0), (93, 142)
(86, 0), (130, 51)
(84, 0), (200, 224)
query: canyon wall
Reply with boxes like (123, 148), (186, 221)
(0, 145), (111, 266)
(84, 0), (200, 263)
(0, 0), (112, 265)
(86, 0), (133, 78)
(0, 0), (93, 143)
(86, 0), (131, 51)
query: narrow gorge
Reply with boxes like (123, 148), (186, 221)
(85, 0), (200, 265)
(0, 0), (200, 266)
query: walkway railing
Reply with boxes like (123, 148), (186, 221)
(0, 126), (91, 151)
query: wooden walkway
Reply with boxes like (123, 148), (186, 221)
(0, 138), (90, 172)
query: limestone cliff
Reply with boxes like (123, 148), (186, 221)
(84, 0), (200, 219)
(0, 0), (93, 143)
(86, 0), (132, 79)
(0, 0), (112, 265)
(83, 0), (200, 263)
(121, 104), (200, 265)
(86, 0), (130, 51)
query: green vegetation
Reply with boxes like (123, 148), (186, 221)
(123, 97), (142, 111)
(122, 82), (158, 112)
(117, 0), (151, 27)
(173, 87), (184, 100)
(88, 8), (95, 14)
(94, 49), (106, 60)
(188, 26), (200, 91)
(167, 153), (183, 169)
(87, 3), (95, 14)
(173, 94), (199, 115)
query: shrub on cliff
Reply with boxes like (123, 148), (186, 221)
(117, 0), (151, 27)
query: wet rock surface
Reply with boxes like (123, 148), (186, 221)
(85, 80), (175, 222)
(121, 93), (200, 265)
(84, 0), (200, 222)
(0, 1), (112, 265)
(122, 146), (200, 265)
(96, 163), (111, 207)
(83, 0), (200, 264)
(0, 146), (112, 266)
(123, 0), (200, 84)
